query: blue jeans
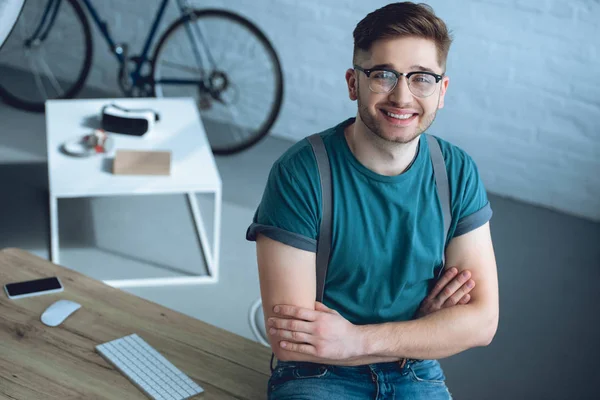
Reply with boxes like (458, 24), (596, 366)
(268, 359), (453, 399)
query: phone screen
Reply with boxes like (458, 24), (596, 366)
(5, 277), (63, 297)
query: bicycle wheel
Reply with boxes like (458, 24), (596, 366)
(0, 0), (26, 50)
(152, 9), (284, 155)
(0, 0), (92, 112)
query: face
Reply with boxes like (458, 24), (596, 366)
(346, 37), (450, 144)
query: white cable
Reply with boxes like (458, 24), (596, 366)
(248, 297), (270, 347)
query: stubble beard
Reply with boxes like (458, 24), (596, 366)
(357, 92), (440, 146)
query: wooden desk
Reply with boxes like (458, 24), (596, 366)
(0, 248), (271, 399)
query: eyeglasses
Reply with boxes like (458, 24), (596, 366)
(353, 65), (444, 98)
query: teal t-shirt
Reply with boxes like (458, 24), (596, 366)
(247, 118), (492, 325)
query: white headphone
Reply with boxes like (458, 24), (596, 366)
(60, 129), (114, 157)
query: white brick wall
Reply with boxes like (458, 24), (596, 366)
(6, 0), (599, 221)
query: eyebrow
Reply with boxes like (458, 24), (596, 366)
(369, 63), (438, 74)
(409, 64), (437, 73)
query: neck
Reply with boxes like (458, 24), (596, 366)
(344, 118), (420, 177)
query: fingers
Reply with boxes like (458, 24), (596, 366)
(269, 327), (313, 344)
(279, 341), (317, 355)
(428, 267), (459, 300)
(442, 279), (475, 307)
(273, 305), (318, 321)
(268, 317), (313, 334)
(433, 269), (471, 306)
(417, 268), (475, 318)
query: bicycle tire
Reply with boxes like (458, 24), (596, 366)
(151, 9), (284, 155)
(0, 0), (26, 51)
(0, 0), (93, 112)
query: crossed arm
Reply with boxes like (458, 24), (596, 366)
(256, 222), (499, 365)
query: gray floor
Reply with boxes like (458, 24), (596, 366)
(1, 96), (599, 400)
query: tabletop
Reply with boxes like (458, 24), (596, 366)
(0, 248), (271, 399)
(45, 97), (221, 198)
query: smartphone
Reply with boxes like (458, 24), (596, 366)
(4, 277), (64, 300)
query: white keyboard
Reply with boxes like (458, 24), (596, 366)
(96, 333), (204, 400)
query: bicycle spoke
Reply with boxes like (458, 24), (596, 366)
(183, 15), (208, 70)
(206, 25), (233, 70)
(225, 68), (275, 84)
(158, 59), (202, 74)
(191, 20), (250, 72)
(229, 92), (273, 119)
(223, 102), (249, 142)
(223, 57), (270, 78)
(213, 43), (228, 70)
(152, 10), (283, 154)
(229, 88), (274, 104)
(25, 48), (49, 100)
(38, 47), (64, 95)
(0, 0), (91, 110)
(174, 21), (268, 79)
(217, 48), (271, 79)
(19, 10), (53, 100)
(188, 16), (217, 69)
(0, 43), (27, 57)
(17, 11), (31, 36)
(210, 24), (230, 67)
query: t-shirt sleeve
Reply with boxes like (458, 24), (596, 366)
(246, 161), (319, 252)
(452, 154), (493, 238)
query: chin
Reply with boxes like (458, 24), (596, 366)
(358, 106), (426, 145)
(378, 125), (421, 144)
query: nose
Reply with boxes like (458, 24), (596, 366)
(388, 75), (413, 104)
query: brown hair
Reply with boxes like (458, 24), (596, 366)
(353, 2), (453, 70)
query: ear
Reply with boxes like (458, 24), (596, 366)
(345, 68), (358, 101)
(438, 76), (450, 109)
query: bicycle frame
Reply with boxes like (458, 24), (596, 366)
(80, 0), (168, 86)
(32, 0), (213, 89)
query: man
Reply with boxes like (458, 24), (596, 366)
(246, 2), (499, 399)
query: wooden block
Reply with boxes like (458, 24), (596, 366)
(112, 150), (171, 175)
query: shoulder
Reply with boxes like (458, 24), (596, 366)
(428, 134), (492, 235)
(428, 134), (476, 172)
(427, 133), (487, 207)
(274, 137), (315, 172)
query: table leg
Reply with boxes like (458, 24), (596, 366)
(187, 191), (220, 282)
(103, 191), (222, 288)
(49, 195), (59, 264)
(213, 188), (221, 282)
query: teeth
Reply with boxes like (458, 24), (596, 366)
(386, 111), (414, 120)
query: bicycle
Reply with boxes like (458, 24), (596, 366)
(0, 0), (25, 50)
(0, 0), (284, 155)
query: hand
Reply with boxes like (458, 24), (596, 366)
(268, 302), (362, 361)
(415, 267), (475, 319)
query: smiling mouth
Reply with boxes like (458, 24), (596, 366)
(380, 109), (419, 123)
(386, 111), (415, 119)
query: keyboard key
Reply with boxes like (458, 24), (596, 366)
(96, 334), (204, 400)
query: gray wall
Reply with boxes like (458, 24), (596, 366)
(6, 0), (600, 221)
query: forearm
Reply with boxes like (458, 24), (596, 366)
(274, 346), (401, 366)
(269, 312), (401, 365)
(360, 303), (497, 360)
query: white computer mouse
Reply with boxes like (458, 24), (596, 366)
(41, 299), (82, 327)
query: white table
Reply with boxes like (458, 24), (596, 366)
(45, 97), (221, 288)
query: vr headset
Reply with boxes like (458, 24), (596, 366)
(101, 103), (160, 136)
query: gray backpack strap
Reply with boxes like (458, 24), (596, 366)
(426, 134), (452, 278)
(307, 134), (333, 303)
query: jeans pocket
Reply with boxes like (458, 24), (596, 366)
(408, 360), (446, 385)
(292, 363), (329, 379)
(269, 362), (330, 395)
